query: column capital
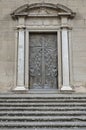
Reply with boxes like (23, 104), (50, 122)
(60, 25), (72, 30)
(60, 16), (72, 30)
(16, 25), (26, 30)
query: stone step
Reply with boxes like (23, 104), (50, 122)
(0, 103), (86, 107)
(0, 96), (86, 100)
(0, 106), (85, 111)
(0, 128), (86, 130)
(0, 116), (86, 121)
(0, 102), (86, 107)
(0, 99), (86, 102)
(0, 93), (86, 129)
(0, 121), (86, 128)
(0, 94), (86, 97)
(0, 93), (86, 98)
(0, 111), (86, 116)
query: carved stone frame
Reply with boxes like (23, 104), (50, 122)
(11, 3), (75, 91)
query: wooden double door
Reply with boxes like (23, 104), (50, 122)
(29, 32), (58, 89)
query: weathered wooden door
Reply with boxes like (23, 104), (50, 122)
(29, 33), (58, 89)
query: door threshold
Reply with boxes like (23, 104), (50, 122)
(28, 89), (59, 94)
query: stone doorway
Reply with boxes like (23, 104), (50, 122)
(12, 3), (75, 91)
(29, 32), (58, 89)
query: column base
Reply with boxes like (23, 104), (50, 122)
(61, 85), (72, 91)
(13, 86), (28, 91)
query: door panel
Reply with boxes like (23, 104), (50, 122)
(29, 33), (58, 89)
(29, 47), (42, 88)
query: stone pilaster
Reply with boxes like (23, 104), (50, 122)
(61, 17), (72, 91)
(14, 17), (27, 91)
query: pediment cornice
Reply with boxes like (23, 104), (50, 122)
(11, 3), (75, 19)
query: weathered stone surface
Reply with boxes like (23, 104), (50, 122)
(0, 93), (86, 129)
(0, 0), (86, 92)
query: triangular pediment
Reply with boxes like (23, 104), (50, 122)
(11, 3), (75, 19)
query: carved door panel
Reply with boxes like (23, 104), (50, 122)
(29, 33), (57, 89)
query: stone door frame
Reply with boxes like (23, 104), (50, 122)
(11, 3), (75, 91)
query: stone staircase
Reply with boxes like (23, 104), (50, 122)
(0, 92), (86, 130)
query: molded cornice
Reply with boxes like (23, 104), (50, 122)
(11, 3), (75, 19)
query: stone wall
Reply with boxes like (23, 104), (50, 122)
(0, 0), (86, 92)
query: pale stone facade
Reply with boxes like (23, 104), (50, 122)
(0, 0), (86, 93)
